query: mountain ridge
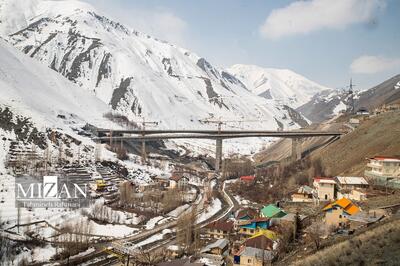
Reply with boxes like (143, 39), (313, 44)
(0, 0), (330, 132)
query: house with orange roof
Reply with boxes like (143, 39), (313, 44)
(322, 197), (360, 228)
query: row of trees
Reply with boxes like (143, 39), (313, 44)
(176, 206), (199, 254)
(119, 181), (185, 215)
(53, 218), (94, 261)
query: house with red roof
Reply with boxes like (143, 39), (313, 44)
(240, 175), (255, 183)
(365, 156), (400, 188)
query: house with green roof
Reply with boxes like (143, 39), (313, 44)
(260, 204), (287, 218)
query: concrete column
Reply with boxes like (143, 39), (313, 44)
(141, 140), (146, 164)
(291, 137), (302, 162)
(215, 138), (223, 172)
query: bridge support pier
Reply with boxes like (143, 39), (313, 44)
(215, 139), (223, 172)
(141, 140), (146, 164)
(291, 137), (302, 162)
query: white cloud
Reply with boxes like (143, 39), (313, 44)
(123, 9), (188, 46)
(260, 0), (386, 40)
(84, 0), (188, 46)
(350, 55), (400, 74)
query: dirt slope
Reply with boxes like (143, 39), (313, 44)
(310, 111), (400, 176)
(255, 110), (400, 176)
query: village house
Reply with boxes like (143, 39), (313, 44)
(335, 176), (369, 201)
(270, 212), (305, 227)
(166, 245), (183, 259)
(291, 185), (314, 202)
(349, 118), (360, 127)
(242, 230), (278, 251)
(313, 177), (336, 201)
(157, 258), (204, 266)
(260, 204), (287, 219)
(195, 255), (224, 266)
(169, 174), (189, 189)
(238, 218), (270, 236)
(365, 156), (400, 188)
(323, 198), (360, 228)
(205, 219), (234, 239)
(200, 238), (229, 256)
(347, 210), (385, 230)
(335, 176), (369, 190)
(154, 174), (170, 188)
(234, 208), (258, 221)
(233, 246), (274, 266)
(338, 188), (367, 201)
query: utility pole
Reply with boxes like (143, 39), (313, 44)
(348, 78), (356, 114)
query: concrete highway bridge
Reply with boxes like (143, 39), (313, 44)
(94, 128), (343, 171)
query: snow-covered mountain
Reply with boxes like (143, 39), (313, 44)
(297, 74), (400, 123)
(227, 64), (330, 109)
(0, 38), (113, 132)
(0, 0), (330, 132)
(296, 89), (352, 123)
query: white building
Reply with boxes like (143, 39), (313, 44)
(335, 176), (369, 190)
(365, 156), (400, 188)
(313, 177), (336, 201)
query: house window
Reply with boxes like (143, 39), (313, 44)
(248, 259), (252, 263)
(339, 215), (342, 218)
(325, 194), (328, 200)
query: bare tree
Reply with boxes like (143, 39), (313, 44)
(307, 221), (328, 250)
(133, 248), (166, 265)
(176, 205), (198, 254)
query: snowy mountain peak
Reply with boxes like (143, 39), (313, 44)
(227, 64), (330, 108)
(0, 0), (326, 132)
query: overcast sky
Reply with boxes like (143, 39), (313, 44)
(84, 0), (400, 90)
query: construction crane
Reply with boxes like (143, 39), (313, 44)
(199, 118), (271, 132)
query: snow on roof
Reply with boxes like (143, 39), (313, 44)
(335, 176), (368, 185)
(314, 177), (336, 184)
(167, 245), (180, 251)
(201, 239), (229, 253)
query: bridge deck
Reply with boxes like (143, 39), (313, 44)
(94, 131), (342, 141)
(95, 128), (342, 135)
